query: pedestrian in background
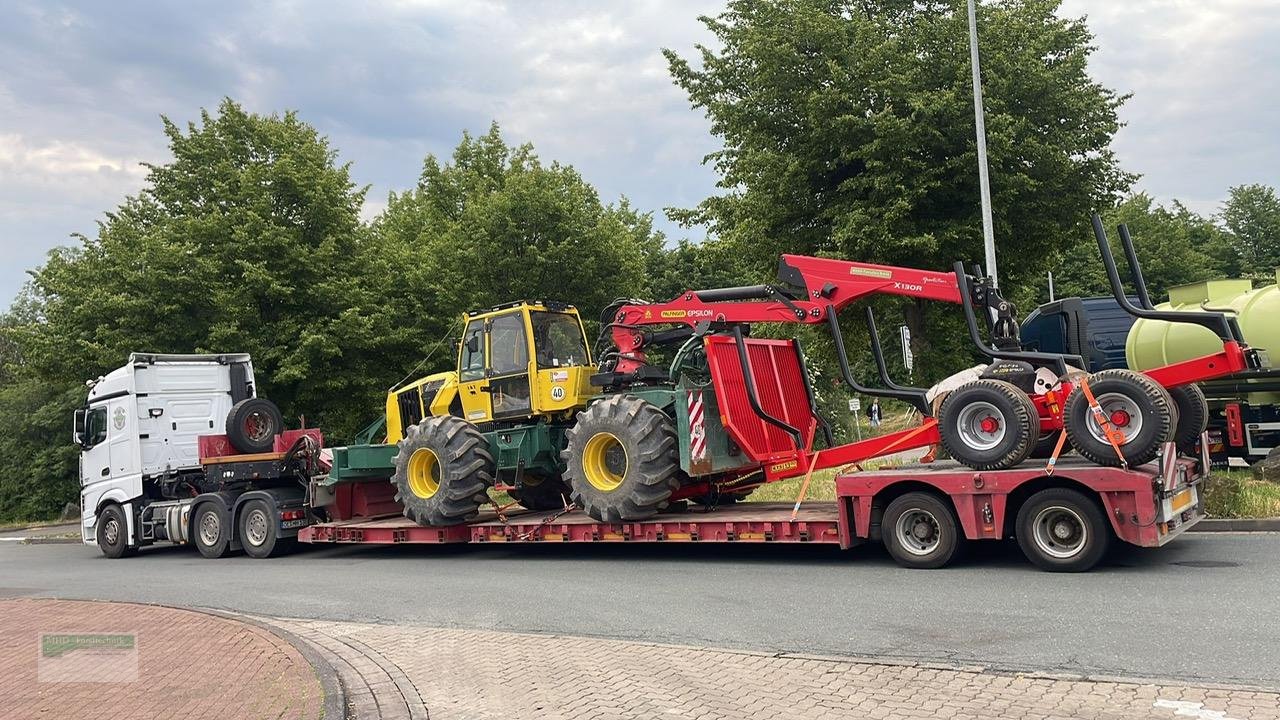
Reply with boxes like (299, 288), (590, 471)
(867, 398), (882, 431)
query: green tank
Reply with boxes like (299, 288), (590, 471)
(1126, 270), (1279, 403)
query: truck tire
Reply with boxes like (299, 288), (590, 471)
(1168, 384), (1210, 455)
(225, 398), (284, 454)
(937, 380), (1038, 470)
(238, 499), (292, 559)
(562, 395), (681, 522)
(193, 503), (231, 559)
(392, 416), (494, 526)
(1015, 487), (1110, 572)
(96, 504), (135, 559)
(1063, 369), (1174, 467)
(509, 474), (570, 512)
(881, 492), (963, 569)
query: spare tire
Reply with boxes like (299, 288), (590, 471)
(1167, 384), (1210, 455)
(225, 398), (284, 454)
(1063, 369), (1174, 467)
(937, 379), (1038, 471)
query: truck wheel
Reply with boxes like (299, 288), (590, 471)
(193, 503), (231, 559)
(882, 492), (963, 569)
(238, 499), (291, 559)
(225, 398), (284, 454)
(509, 474), (571, 512)
(96, 504), (135, 559)
(1168, 385), (1209, 455)
(562, 395), (680, 522)
(392, 416), (494, 526)
(1063, 369), (1173, 467)
(1015, 488), (1110, 572)
(1029, 430), (1068, 460)
(938, 380), (1038, 470)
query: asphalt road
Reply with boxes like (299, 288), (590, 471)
(2, 532), (1276, 688)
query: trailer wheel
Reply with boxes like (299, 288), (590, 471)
(1063, 370), (1174, 467)
(562, 395), (680, 522)
(1168, 385), (1209, 455)
(193, 503), (231, 559)
(509, 474), (571, 512)
(882, 492), (963, 569)
(238, 499), (291, 559)
(1029, 430), (1068, 460)
(225, 398), (284, 454)
(392, 415), (494, 527)
(938, 380), (1038, 470)
(96, 504), (135, 559)
(1015, 488), (1110, 572)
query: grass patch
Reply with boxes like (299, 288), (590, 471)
(1202, 469), (1280, 519)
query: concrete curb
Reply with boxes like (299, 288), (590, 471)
(1189, 517), (1280, 532)
(199, 608), (347, 720)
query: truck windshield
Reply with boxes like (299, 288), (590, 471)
(531, 312), (588, 369)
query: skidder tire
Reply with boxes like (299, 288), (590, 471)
(562, 395), (680, 522)
(938, 379), (1038, 470)
(1167, 384), (1210, 455)
(96, 503), (135, 559)
(392, 416), (494, 527)
(1063, 369), (1174, 467)
(509, 474), (571, 512)
(882, 492), (964, 569)
(1015, 487), (1111, 572)
(225, 398), (284, 454)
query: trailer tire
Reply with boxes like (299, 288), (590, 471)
(225, 398), (284, 454)
(562, 395), (680, 522)
(509, 474), (571, 512)
(882, 492), (963, 569)
(938, 380), (1038, 470)
(1168, 385), (1210, 455)
(96, 504), (135, 559)
(392, 416), (494, 527)
(238, 499), (291, 559)
(1015, 487), (1110, 572)
(1063, 370), (1174, 467)
(193, 503), (231, 559)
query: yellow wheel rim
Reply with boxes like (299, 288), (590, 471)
(582, 432), (628, 492)
(407, 448), (441, 499)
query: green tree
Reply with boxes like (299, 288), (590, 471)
(664, 0), (1132, 378)
(1048, 193), (1232, 302)
(1221, 184), (1280, 280)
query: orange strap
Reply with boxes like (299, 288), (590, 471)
(1042, 427), (1071, 476)
(790, 450), (820, 521)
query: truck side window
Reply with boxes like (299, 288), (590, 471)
(459, 320), (486, 382)
(532, 312), (588, 368)
(85, 407), (108, 447)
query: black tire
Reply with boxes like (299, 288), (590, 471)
(1168, 385), (1210, 455)
(1015, 487), (1111, 572)
(1029, 430), (1068, 460)
(562, 395), (681, 522)
(96, 504), (135, 559)
(238, 499), (289, 559)
(938, 379), (1038, 470)
(392, 416), (494, 526)
(192, 503), (231, 559)
(1063, 369), (1174, 467)
(225, 398), (284, 454)
(509, 474), (571, 512)
(881, 492), (963, 569)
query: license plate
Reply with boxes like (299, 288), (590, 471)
(281, 518), (308, 529)
(1170, 488), (1195, 514)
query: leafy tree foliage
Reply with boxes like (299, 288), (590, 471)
(1221, 184), (1280, 281)
(664, 0), (1133, 377)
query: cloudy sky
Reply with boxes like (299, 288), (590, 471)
(2, 0), (1277, 307)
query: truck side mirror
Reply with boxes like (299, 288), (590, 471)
(73, 408), (86, 446)
(466, 335), (481, 354)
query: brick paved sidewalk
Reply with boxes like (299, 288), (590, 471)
(0, 599), (327, 720)
(265, 617), (1280, 720)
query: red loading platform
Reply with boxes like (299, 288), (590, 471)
(300, 454), (1205, 551)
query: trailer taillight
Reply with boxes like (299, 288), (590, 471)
(280, 509), (305, 521)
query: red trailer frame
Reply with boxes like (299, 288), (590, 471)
(300, 451), (1205, 570)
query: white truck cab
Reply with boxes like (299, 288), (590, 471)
(73, 353), (310, 558)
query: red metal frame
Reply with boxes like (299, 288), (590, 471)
(198, 428), (324, 462)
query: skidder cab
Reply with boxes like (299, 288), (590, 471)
(385, 301), (597, 525)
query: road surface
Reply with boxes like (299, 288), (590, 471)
(2, 532), (1275, 688)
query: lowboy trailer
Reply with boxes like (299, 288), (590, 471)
(301, 451), (1206, 572)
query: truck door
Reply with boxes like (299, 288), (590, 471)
(457, 318), (492, 422)
(80, 405), (111, 486)
(107, 397), (141, 481)
(487, 311), (533, 420)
